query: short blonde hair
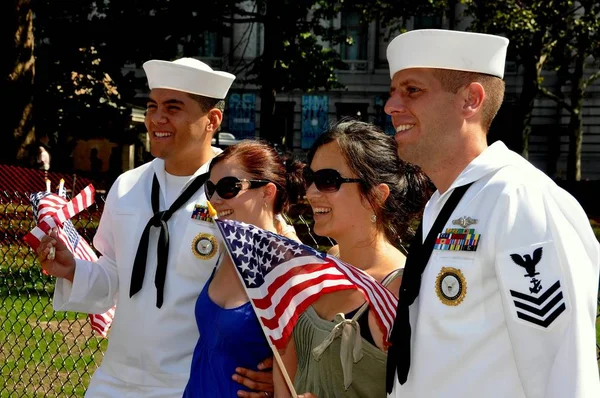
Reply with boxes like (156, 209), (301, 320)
(432, 70), (505, 132)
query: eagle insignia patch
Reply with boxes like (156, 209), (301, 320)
(499, 243), (568, 329)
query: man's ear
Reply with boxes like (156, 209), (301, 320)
(462, 82), (485, 120)
(206, 109), (223, 134)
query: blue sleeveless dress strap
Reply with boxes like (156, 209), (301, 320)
(183, 269), (272, 397)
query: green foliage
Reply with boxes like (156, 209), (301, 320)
(462, 0), (600, 179)
(32, 0), (133, 168)
(463, 0), (570, 69)
(342, 0), (451, 37)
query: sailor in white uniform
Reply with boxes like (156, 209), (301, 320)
(384, 29), (600, 398)
(37, 59), (271, 397)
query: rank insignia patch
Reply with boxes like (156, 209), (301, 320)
(507, 246), (565, 328)
(191, 205), (214, 222)
(435, 267), (467, 306)
(509, 281), (566, 328)
(499, 242), (569, 330)
(191, 233), (218, 260)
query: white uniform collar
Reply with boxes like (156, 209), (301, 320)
(424, 141), (516, 236)
(446, 141), (518, 192)
(150, 146), (223, 201)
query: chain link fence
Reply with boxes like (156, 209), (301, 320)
(0, 190), (599, 397)
(0, 190), (106, 397)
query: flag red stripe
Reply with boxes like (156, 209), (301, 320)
(341, 259), (397, 314)
(258, 272), (353, 328)
(264, 284), (358, 350)
(252, 262), (342, 309)
(22, 232), (41, 250)
(334, 258), (397, 325)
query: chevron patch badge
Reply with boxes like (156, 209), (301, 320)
(498, 241), (569, 330)
(509, 281), (566, 327)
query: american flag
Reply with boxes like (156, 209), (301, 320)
(214, 219), (399, 350)
(23, 185), (115, 337)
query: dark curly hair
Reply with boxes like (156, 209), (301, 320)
(306, 120), (433, 245)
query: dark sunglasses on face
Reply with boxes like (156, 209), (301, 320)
(303, 168), (362, 193)
(205, 176), (271, 200)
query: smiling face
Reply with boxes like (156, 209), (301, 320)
(306, 141), (372, 242)
(207, 158), (267, 227)
(145, 88), (217, 175)
(384, 68), (463, 170)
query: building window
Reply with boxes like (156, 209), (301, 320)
(199, 31), (220, 57)
(341, 11), (367, 61)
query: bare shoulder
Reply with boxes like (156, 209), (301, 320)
(311, 289), (364, 320)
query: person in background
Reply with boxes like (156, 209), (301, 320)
(384, 29), (600, 398)
(274, 120), (432, 397)
(35, 58), (272, 397)
(183, 140), (304, 397)
(38, 145), (51, 171)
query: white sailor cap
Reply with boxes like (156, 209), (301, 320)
(143, 57), (236, 99)
(387, 29), (509, 79)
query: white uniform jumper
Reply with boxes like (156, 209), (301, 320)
(390, 142), (600, 398)
(54, 154), (223, 397)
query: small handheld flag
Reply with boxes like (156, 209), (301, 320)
(23, 185), (115, 337)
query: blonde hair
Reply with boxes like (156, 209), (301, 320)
(432, 70), (505, 132)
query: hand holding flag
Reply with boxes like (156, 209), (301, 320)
(23, 185), (116, 337)
(37, 228), (76, 280)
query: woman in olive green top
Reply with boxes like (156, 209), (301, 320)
(274, 121), (432, 397)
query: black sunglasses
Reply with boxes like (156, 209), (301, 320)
(304, 168), (362, 193)
(205, 176), (271, 200)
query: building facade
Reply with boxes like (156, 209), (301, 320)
(126, 3), (600, 179)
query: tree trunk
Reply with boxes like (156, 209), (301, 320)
(567, 109), (583, 181)
(566, 41), (586, 181)
(2, 0), (36, 165)
(258, 0), (283, 145)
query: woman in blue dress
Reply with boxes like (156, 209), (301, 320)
(183, 140), (305, 397)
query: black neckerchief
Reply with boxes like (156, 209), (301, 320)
(129, 172), (208, 308)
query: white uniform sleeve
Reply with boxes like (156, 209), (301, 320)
(493, 183), (600, 398)
(53, 182), (120, 314)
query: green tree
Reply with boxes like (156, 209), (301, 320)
(464, 0), (600, 181)
(537, 0), (600, 181)
(344, 0), (453, 34)
(464, 0), (572, 159)
(105, 0), (446, 146)
(2, 0), (36, 166)
(218, 0), (450, 145)
(33, 0), (132, 171)
(106, 0), (348, 145)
